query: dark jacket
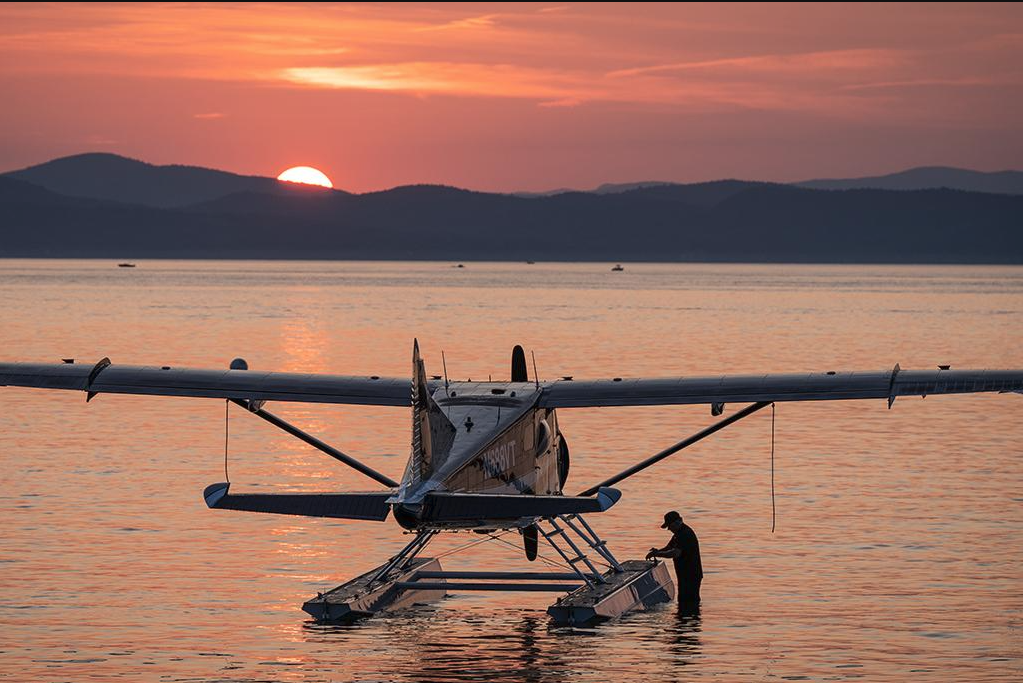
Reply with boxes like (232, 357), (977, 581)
(668, 523), (703, 581)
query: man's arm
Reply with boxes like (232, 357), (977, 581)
(646, 540), (682, 560)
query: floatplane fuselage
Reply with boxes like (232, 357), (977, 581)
(391, 343), (575, 530)
(202, 342), (620, 540)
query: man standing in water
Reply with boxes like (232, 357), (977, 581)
(647, 510), (703, 605)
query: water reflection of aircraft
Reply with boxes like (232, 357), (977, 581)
(2, 343), (1020, 624)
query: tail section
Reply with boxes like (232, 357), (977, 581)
(406, 340), (455, 489)
(408, 340), (427, 486)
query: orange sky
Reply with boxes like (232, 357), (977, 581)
(1, 2), (1021, 192)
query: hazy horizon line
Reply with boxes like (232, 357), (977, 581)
(4, 150), (1021, 197)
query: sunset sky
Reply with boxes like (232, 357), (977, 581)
(1, 2), (1021, 192)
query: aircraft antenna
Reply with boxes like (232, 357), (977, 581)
(441, 351), (450, 393)
(530, 351), (540, 389)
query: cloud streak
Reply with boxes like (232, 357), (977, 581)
(1, 3), (1018, 123)
(279, 63), (568, 98)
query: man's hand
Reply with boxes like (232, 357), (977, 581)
(645, 547), (659, 560)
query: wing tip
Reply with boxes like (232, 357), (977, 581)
(203, 482), (230, 508)
(596, 486), (622, 511)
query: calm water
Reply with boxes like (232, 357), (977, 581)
(1, 260), (1021, 682)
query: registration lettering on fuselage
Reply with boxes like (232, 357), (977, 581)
(479, 439), (519, 478)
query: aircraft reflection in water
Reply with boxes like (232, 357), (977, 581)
(307, 614), (583, 683)
(2, 342), (1021, 625)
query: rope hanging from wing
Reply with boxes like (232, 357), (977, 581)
(771, 402), (776, 533)
(224, 399), (231, 483)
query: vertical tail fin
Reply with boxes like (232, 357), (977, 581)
(406, 340), (455, 489)
(409, 339), (427, 485)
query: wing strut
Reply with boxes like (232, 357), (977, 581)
(230, 398), (400, 488)
(577, 401), (771, 496)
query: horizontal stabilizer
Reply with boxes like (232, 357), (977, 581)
(421, 487), (621, 522)
(202, 483), (392, 521)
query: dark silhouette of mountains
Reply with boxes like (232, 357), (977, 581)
(514, 181), (676, 197)
(795, 166), (1023, 194)
(3, 153), (342, 208)
(1, 154), (1021, 262)
(515, 167), (1023, 198)
(593, 181), (692, 194)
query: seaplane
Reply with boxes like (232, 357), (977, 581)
(2, 343), (1021, 625)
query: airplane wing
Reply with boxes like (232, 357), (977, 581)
(539, 367), (1023, 408)
(0, 360), (419, 406)
(4, 361), (1021, 409)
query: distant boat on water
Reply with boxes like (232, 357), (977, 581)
(117, 263), (136, 268)
(611, 264), (624, 271)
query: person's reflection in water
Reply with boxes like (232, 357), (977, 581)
(665, 602), (703, 667)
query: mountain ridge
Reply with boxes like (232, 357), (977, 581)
(4, 154), (1022, 207)
(1, 154), (1020, 263)
(1, 174), (1019, 263)
(3, 153), (350, 209)
(794, 166), (1023, 194)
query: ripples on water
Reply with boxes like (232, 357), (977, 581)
(1, 260), (1021, 682)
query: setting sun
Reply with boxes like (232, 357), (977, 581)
(277, 166), (333, 188)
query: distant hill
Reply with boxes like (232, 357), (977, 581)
(511, 187), (580, 198)
(515, 167), (1023, 199)
(603, 180), (771, 208)
(514, 180), (741, 197)
(1, 153), (347, 208)
(795, 166), (1023, 194)
(2, 167), (1020, 262)
(592, 181), (677, 194)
